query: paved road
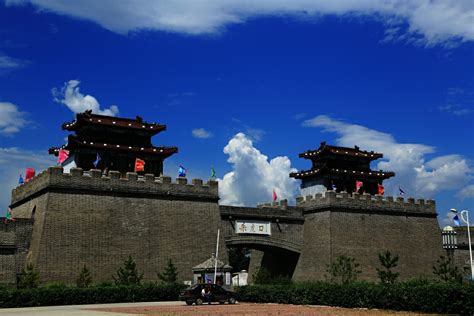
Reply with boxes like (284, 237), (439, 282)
(0, 301), (183, 316)
(0, 301), (438, 315)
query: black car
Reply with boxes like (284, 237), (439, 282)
(179, 283), (237, 305)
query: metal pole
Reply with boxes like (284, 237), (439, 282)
(461, 210), (474, 281)
(214, 229), (220, 284)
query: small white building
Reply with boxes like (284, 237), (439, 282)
(232, 270), (248, 286)
(192, 255), (233, 290)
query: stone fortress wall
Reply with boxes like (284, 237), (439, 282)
(3, 166), (445, 286)
(9, 166), (225, 285)
(292, 191), (443, 281)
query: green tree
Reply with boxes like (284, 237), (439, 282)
(376, 250), (400, 284)
(252, 266), (291, 285)
(18, 262), (40, 289)
(76, 264), (92, 288)
(228, 247), (251, 273)
(326, 255), (361, 284)
(157, 259), (178, 283)
(113, 255), (143, 286)
(433, 255), (463, 283)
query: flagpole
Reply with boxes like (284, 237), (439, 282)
(451, 208), (474, 281)
(460, 210), (474, 281)
(214, 229), (220, 284)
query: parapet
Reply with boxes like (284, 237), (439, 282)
(296, 191), (436, 214)
(11, 166), (219, 205)
(257, 199), (289, 210)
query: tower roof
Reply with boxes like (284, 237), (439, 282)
(62, 110), (166, 136)
(290, 166), (395, 180)
(49, 135), (178, 159)
(299, 141), (383, 161)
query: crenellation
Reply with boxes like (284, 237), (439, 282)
(90, 169), (101, 178)
(11, 166), (219, 207)
(293, 190), (436, 214)
(363, 193), (371, 201)
(176, 177), (187, 185)
(70, 167), (84, 177)
(192, 179), (203, 186)
(144, 174), (155, 182)
(109, 170), (120, 179)
(48, 166), (63, 175)
(161, 176), (171, 184)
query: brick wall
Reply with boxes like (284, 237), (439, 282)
(10, 167), (225, 285)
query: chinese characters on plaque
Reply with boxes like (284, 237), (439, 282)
(235, 220), (271, 235)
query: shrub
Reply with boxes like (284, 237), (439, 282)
(157, 259), (178, 283)
(433, 256), (463, 283)
(113, 255), (143, 286)
(326, 255), (361, 284)
(76, 265), (92, 288)
(376, 250), (400, 284)
(252, 267), (292, 285)
(18, 262), (40, 289)
(0, 283), (187, 308)
(235, 281), (474, 314)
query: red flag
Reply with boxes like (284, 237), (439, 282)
(272, 189), (277, 202)
(355, 180), (363, 193)
(135, 158), (145, 172)
(378, 184), (385, 195)
(57, 149), (69, 164)
(25, 168), (35, 182)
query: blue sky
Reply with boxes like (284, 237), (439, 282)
(0, 1), (473, 226)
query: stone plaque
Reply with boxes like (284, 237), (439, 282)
(235, 220), (271, 235)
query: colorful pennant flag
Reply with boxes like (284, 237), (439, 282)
(453, 214), (460, 226)
(5, 208), (15, 222)
(135, 158), (145, 172)
(57, 149), (69, 165)
(19, 174), (24, 184)
(93, 153), (102, 168)
(211, 166), (216, 179)
(272, 189), (277, 202)
(399, 186), (405, 195)
(178, 165), (186, 177)
(355, 180), (363, 193)
(378, 184), (385, 195)
(25, 168), (35, 182)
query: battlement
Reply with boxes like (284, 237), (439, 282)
(257, 199), (289, 210)
(296, 191), (435, 214)
(11, 166), (218, 205)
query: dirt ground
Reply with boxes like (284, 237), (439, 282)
(93, 302), (440, 316)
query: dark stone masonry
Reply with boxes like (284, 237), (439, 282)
(0, 112), (448, 287)
(1, 165), (443, 286)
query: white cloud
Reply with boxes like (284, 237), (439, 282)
(192, 128), (213, 139)
(0, 147), (54, 215)
(52, 80), (119, 116)
(438, 104), (472, 116)
(0, 55), (22, 70)
(0, 102), (29, 136)
(303, 115), (473, 198)
(457, 184), (474, 200)
(218, 132), (298, 206)
(7, 0), (474, 47)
